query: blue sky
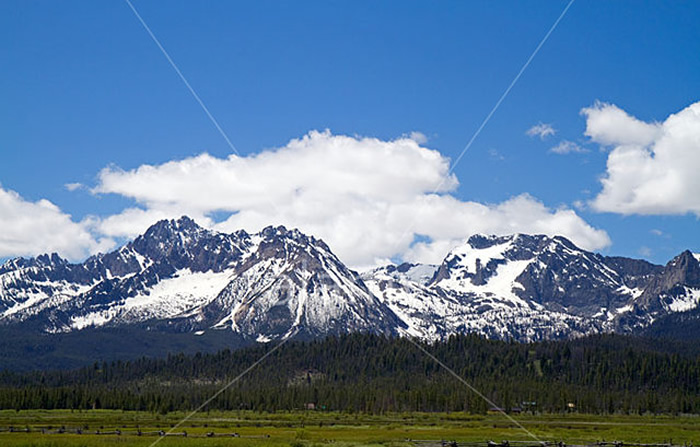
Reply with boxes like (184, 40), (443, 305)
(1, 0), (699, 267)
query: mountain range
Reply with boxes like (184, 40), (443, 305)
(1, 216), (699, 368)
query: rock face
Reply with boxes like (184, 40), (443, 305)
(616, 251), (700, 331)
(1, 217), (699, 343)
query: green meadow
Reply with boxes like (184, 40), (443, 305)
(0, 410), (698, 447)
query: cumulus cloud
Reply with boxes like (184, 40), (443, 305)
(581, 101), (662, 147)
(550, 140), (587, 154)
(589, 101), (700, 216)
(0, 187), (113, 260)
(94, 130), (456, 233)
(526, 122), (556, 140)
(93, 130), (610, 267)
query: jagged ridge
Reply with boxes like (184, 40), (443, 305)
(1, 217), (699, 343)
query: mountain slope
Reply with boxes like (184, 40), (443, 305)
(364, 234), (695, 341)
(193, 225), (403, 339)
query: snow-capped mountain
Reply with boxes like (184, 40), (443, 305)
(363, 234), (696, 341)
(192, 225), (403, 340)
(1, 217), (699, 345)
(0, 217), (401, 340)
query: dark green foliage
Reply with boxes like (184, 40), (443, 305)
(0, 333), (698, 415)
(0, 326), (247, 371)
(643, 306), (700, 340)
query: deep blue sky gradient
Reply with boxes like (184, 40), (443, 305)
(2, 0), (699, 263)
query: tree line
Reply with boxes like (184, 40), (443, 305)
(0, 333), (698, 415)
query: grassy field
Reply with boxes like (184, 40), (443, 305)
(0, 410), (698, 446)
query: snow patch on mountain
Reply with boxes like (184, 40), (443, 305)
(3, 281), (91, 318)
(436, 258), (531, 308)
(616, 285), (644, 299)
(443, 235), (512, 274)
(362, 266), (457, 340)
(70, 269), (233, 330)
(664, 287), (700, 313)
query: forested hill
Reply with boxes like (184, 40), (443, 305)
(0, 333), (698, 415)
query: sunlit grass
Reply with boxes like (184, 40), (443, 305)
(0, 410), (698, 446)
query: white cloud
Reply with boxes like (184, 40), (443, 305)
(0, 187), (113, 260)
(93, 130), (610, 267)
(550, 140), (587, 154)
(408, 131), (428, 144)
(526, 122), (556, 140)
(64, 182), (84, 192)
(589, 101), (700, 216)
(581, 101), (662, 147)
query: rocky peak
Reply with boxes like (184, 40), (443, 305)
(258, 225), (331, 254)
(0, 253), (68, 275)
(634, 250), (700, 313)
(463, 233), (577, 261)
(260, 225), (308, 245)
(36, 253), (68, 267)
(656, 250), (700, 289)
(140, 216), (206, 241)
(432, 233), (547, 286)
(466, 233), (507, 249)
(131, 216), (210, 259)
(668, 250), (700, 279)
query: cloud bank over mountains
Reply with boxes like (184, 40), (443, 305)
(92, 130), (610, 267)
(4, 98), (698, 266)
(1, 130), (610, 266)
